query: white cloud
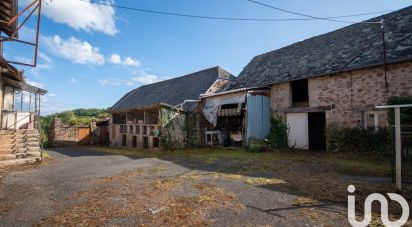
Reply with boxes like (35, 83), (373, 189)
(98, 69), (161, 87)
(123, 57), (140, 66)
(108, 54), (122, 64)
(27, 0), (117, 36)
(68, 77), (77, 85)
(99, 78), (124, 87)
(43, 35), (105, 65)
(108, 53), (140, 67)
(131, 69), (160, 84)
(26, 80), (45, 88)
(36, 52), (53, 70)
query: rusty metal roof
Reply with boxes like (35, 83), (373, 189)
(0, 0), (18, 37)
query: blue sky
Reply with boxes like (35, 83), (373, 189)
(4, 0), (411, 115)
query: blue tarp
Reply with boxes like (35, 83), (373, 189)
(246, 94), (271, 143)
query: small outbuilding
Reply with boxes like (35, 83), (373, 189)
(108, 66), (234, 150)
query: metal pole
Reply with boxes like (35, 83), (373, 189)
(33, 0), (42, 67)
(395, 107), (401, 191)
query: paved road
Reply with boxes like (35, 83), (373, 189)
(0, 148), (346, 226)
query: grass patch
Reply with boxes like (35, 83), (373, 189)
(217, 173), (286, 185)
(292, 197), (320, 207)
(89, 146), (391, 177)
(42, 151), (52, 160)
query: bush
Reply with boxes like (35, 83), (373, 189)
(247, 138), (268, 153)
(387, 96), (412, 124)
(267, 115), (289, 149)
(326, 124), (392, 155)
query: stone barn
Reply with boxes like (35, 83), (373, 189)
(108, 66), (235, 150)
(222, 7), (412, 150)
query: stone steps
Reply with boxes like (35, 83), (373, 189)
(0, 129), (42, 167)
(0, 129), (39, 134)
(0, 148), (13, 153)
(0, 151), (41, 160)
(0, 138), (40, 144)
(0, 157), (41, 168)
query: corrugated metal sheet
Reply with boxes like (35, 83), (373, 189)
(246, 94), (270, 142)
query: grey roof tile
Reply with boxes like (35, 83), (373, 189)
(111, 66), (233, 111)
(229, 6), (412, 89)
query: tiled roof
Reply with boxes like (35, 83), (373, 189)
(228, 6), (412, 89)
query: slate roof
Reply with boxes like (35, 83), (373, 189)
(228, 6), (412, 89)
(111, 66), (234, 111)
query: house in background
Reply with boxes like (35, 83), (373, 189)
(108, 66), (234, 150)
(224, 6), (412, 150)
(0, 0), (47, 166)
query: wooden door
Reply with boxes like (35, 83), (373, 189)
(286, 113), (309, 149)
(99, 126), (108, 145)
(78, 127), (91, 145)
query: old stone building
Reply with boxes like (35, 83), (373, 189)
(108, 66), (234, 150)
(218, 6), (412, 150)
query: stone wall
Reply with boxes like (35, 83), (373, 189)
(48, 118), (79, 147)
(270, 82), (290, 118)
(270, 61), (412, 127)
(186, 100), (210, 147)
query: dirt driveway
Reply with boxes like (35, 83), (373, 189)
(0, 147), (407, 226)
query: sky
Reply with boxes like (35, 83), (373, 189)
(3, 0), (411, 115)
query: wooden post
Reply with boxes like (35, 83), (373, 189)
(374, 113), (379, 131)
(11, 88), (15, 111)
(363, 111), (368, 129)
(29, 93), (32, 112)
(20, 91), (23, 112)
(395, 107), (401, 191)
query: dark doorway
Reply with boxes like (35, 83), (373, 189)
(132, 136), (137, 148)
(122, 135), (127, 147)
(143, 137), (149, 149)
(308, 112), (326, 151)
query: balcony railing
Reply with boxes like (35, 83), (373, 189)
(1, 110), (39, 130)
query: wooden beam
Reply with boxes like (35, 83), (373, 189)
(3, 77), (47, 94)
(275, 105), (333, 113)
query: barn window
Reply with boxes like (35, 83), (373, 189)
(291, 78), (309, 107)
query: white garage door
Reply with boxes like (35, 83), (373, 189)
(286, 113), (309, 149)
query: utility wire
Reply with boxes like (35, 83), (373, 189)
(80, 0), (390, 24)
(247, 0), (383, 24)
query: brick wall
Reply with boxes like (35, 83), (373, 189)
(270, 61), (412, 127)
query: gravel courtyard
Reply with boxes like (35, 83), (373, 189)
(0, 147), (407, 226)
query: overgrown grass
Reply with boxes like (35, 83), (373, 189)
(87, 146), (391, 177)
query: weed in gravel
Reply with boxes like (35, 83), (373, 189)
(217, 173), (286, 186)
